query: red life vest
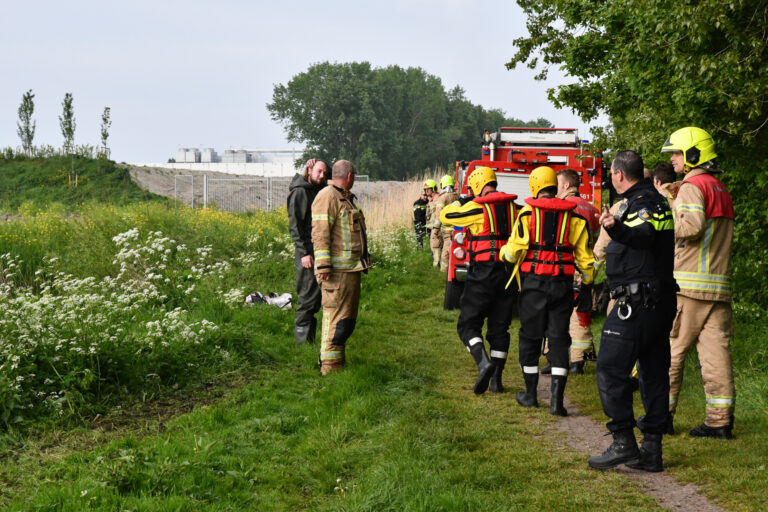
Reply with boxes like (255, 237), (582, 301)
(520, 197), (577, 277)
(685, 173), (734, 220)
(467, 191), (518, 263)
(563, 194), (600, 233)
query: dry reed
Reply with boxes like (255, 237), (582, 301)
(359, 172), (442, 231)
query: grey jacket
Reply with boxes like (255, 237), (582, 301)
(287, 173), (324, 258)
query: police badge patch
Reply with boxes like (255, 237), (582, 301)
(638, 209), (651, 220)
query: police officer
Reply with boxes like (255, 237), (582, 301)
(440, 167), (518, 394)
(413, 191), (428, 249)
(588, 150), (676, 472)
(500, 166), (595, 416)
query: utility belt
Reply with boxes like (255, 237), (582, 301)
(610, 281), (661, 320)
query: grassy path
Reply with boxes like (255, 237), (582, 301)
(0, 251), (761, 510)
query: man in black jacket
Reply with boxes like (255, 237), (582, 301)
(288, 159), (328, 344)
(413, 191), (428, 248)
(588, 150), (676, 473)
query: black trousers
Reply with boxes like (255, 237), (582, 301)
(457, 262), (517, 355)
(293, 250), (321, 342)
(596, 287), (676, 434)
(517, 275), (574, 369)
(414, 222), (426, 248)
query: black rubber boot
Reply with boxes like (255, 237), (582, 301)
(626, 433), (663, 472)
(569, 360), (585, 375)
(689, 423), (733, 439)
(515, 372), (539, 408)
(665, 414), (675, 435)
(489, 359), (506, 393)
(588, 429), (640, 470)
(469, 344), (495, 395)
(550, 375), (568, 416)
(540, 362), (552, 375)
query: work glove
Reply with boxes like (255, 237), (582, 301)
(577, 283), (593, 313)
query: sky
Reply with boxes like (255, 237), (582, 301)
(1, 0), (606, 164)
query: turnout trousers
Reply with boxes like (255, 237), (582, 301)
(318, 271), (362, 374)
(430, 227), (443, 266)
(668, 295), (735, 427)
(569, 310), (595, 362)
(596, 287), (676, 434)
(294, 251), (321, 343)
(518, 275), (573, 372)
(457, 262), (517, 364)
(439, 229), (452, 272)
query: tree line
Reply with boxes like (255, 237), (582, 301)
(506, 0), (767, 305)
(12, 90), (111, 159)
(268, 61), (552, 180)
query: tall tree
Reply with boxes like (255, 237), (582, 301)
(100, 106), (112, 158)
(59, 92), (76, 155)
(268, 62), (552, 179)
(506, 0), (768, 303)
(16, 89), (36, 157)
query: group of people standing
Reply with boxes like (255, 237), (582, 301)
(436, 126), (736, 473)
(286, 126), (736, 473)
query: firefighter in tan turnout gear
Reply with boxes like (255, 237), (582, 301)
(432, 175), (460, 272)
(661, 127), (736, 439)
(500, 166), (595, 416)
(424, 179), (442, 267)
(439, 167), (519, 394)
(312, 160), (371, 376)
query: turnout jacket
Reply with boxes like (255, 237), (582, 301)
(432, 188), (460, 233)
(439, 191), (518, 263)
(603, 181), (675, 287)
(413, 196), (428, 225)
(668, 168), (734, 302)
(311, 185), (371, 274)
(501, 197), (595, 285)
(287, 173), (324, 258)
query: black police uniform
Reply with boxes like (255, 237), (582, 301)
(598, 181), (676, 434)
(413, 196), (428, 248)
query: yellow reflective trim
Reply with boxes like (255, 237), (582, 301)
(484, 204), (495, 233)
(558, 211), (569, 244)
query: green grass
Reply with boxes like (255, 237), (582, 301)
(0, 156), (161, 211)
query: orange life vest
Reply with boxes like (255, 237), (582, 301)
(520, 197), (577, 277)
(467, 191), (518, 263)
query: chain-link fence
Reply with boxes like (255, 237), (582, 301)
(173, 175), (369, 212)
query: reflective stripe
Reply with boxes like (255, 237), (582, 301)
(551, 367), (568, 376)
(571, 340), (593, 349)
(320, 351), (344, 360)
(523, 366), (538, 374)
(468, 337), (483, 347)
(674, 271), (732, 294)
(466, 346), (471, 352)
(676, 203), (704, 213)
(312, 214), (335, 223)
(699, 219), (713, 273)
(669, 395), (678, 405)
(315, 249), (331, 258)
(341, 210), (351, 256)
(706, 396), (734, 407)
(490, 350), (507, 359)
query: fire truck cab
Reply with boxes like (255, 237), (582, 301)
(444, 127), (604, 309)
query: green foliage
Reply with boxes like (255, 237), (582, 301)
(59, 92), (76, 155)
(0, 156), (160, 211)
(508, 0), (768, 305)
(268, 62), (550, 179)
(16, 90), (35, 157)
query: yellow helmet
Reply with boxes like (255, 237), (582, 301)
(423, 178), (437, 191)
(529, 166), (557, 198)
(467, 166), (496, 196)
(440, 174), (455, 189)
(661, 127), (717, 169)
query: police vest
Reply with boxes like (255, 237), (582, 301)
(520, 197), (577, 277)
(685, 172), (734, 220)
(467, 192), (518, 263)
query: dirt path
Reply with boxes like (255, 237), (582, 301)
(536, 375), (724, 512)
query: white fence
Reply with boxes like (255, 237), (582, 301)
(173, 175), (370, 213)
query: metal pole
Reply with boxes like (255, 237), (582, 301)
(203, 175), (208, 209)
(268, 177), (272, 211)
(191, 175), (195, 209)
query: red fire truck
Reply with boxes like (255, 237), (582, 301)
(444, 127), (605, 309)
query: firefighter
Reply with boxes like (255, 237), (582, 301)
(423, 179), (441, 267)
(413, 190), (428, 249)
(557, 168), (601, 375)
(439, 167), (518, 394)
(660, 127), (735, 439)
(312, 160), (371, 376)
(500, 166), (595, 416)
(287, 158), (328, 344)
(587, 151), (675, 472)
(432, 175), (460, 272)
